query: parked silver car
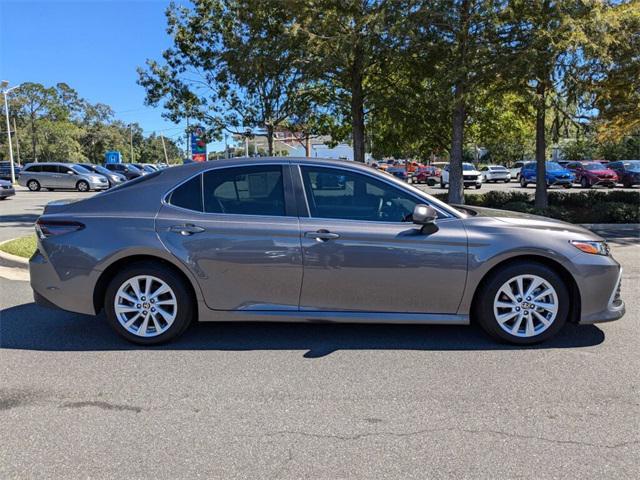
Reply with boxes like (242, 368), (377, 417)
(30, 158), (624, 345)
(0, 178), (15, 199)
(18, 162), (109, 192)
(78, 163), (127, 187)
(481, 165), (511, 183)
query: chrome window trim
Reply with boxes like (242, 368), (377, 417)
(294, 162), (460, 222)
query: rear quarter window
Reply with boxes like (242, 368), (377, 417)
(168, 175), (203, 212)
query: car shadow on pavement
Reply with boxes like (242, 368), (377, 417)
(0, 302), (605, 357)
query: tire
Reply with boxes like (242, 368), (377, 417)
(581, 177), (590, 189)
(475, 261), (569, 345)
(104, 262), (194, 345)
(504, 179), (510, 183)
(475, 184), (482, 189)
(623, 181), (632, 188)
(76, 180), (90, 192)
(440, 179), (447, 189)
(27, 180), (40, 191)
(520, 177), (527, 188)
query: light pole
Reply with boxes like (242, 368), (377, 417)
(1, 81), (20, 184)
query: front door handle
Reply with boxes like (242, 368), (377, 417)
(169, 224), (206, 236)
(304, 229), (340, 241)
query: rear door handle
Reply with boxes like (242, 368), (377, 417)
(304, 230), (340, 241)
(169, 224), (206, 236)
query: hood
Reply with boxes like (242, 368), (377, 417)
(454, 205), (599, 238)
(589, 168), (617, 176)
(547, 169), (572, 175)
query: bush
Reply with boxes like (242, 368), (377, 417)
(429, 189), (639, 224)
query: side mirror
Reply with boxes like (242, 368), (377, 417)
(412, 204), (438, 225)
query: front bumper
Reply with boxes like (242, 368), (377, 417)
(574, 256), (625, 325)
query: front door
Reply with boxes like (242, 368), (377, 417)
(155, 163), (303, 311)
(296, 165), (468, 314)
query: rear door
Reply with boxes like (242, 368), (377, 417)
(155, 163), (303, 311)
(39, 164), (61, 188)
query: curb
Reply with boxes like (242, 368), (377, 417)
(0, 239), (30, 269)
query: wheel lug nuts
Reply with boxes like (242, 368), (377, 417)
(516, 307), (521, 311)
(526, 297), (531, 301)
(150, 299), (155, 303)
(136, 304), (141, 308)
(141, 296), (146, 301)
(143, 310), (147, 315)
(151, 308), (155, 312)
(524, 311), (529, 315)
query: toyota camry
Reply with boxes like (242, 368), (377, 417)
(29, 158), (625, 345)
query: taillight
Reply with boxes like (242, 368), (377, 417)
(35, 219), (85, 238)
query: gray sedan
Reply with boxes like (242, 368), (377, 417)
(29, 158), (624, 345)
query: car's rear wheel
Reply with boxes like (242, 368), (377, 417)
(104, 262), (194, 345)
(581, 177), (590, 189)
(27, 180), (40, 191)
(519, 177), (527, 188)
(76, 180), (90, 192)
(475, 262), (569, 344)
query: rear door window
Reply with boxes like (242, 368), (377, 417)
(168, 175), (203, 212)
(202, 165), (286, 216)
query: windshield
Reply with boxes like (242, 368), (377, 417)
(71, 165), (91, 174)
(584, 162), (606, 171)
(546, 162), (563, 170)
(624, 161), (640, 171)
(462, 163), (475, 171)
(127, 164), (143, 174)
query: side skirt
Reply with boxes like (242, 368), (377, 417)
(197, 306), (469, 325)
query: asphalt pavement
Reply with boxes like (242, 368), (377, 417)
(0, 185), (639, 479)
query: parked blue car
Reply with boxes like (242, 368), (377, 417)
(519, 161), (574, 188)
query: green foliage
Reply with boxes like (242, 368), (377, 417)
(434, 189), (640, 223)
(1, 82), (183, 164)
(0, 236), (37, 259)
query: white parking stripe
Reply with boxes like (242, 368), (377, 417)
(0, 266), (29, 282)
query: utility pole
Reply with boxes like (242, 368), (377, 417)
(186, 117), (190, 160)
(13, 117), (20, 166)
(129, 124), (134, 163)
(160, 134), (169, 164)
(1, 81), (20, 184)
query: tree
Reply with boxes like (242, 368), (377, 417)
(11, 83), (57, 162)
(591, 1), (640, 142)
(138, 0), (318, 155)
(285, 0), (404, 163)
(406, 0), (507, 204)
(505, 0), (603, 207)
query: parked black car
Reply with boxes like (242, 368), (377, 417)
(608, 160), (640, 188)
(0, 161), (21, 181)
(103, 163), (144, 180)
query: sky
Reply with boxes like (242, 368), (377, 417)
(0, 0), (226, 151)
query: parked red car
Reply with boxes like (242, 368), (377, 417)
(413, 166), (441, 185)
(566, 161), (618, 188)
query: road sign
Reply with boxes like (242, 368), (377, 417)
(191, 126), (207, 162)
(105, 151), (122, 164)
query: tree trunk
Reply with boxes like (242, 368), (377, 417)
(30, 114), (37, 162)
(534, 82), (548, 209)
(267, 125), (274, 156)
(305, 133), (311, 157)
(351, 54), (366, 163)
(448, 83), (465, 205)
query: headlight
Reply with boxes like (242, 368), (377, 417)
(570, 240), (610, 256)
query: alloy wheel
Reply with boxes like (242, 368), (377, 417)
(493, 274), (558, 338)
(114, 275), (177, 338)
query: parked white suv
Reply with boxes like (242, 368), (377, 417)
(440, 163), (482, 189)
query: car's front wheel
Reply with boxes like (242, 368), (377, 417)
(76, 180), (90, 192)
(520, 177), (527, 188)
(104, 262), (194, 345)
(475, 262), (569, 344)
(27, 180), (40, 191)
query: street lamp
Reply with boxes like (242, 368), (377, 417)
(1, 80), (20, 184)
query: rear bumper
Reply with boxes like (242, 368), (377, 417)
(0, 188), (15, 198)
(30, 249), (98, 315)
